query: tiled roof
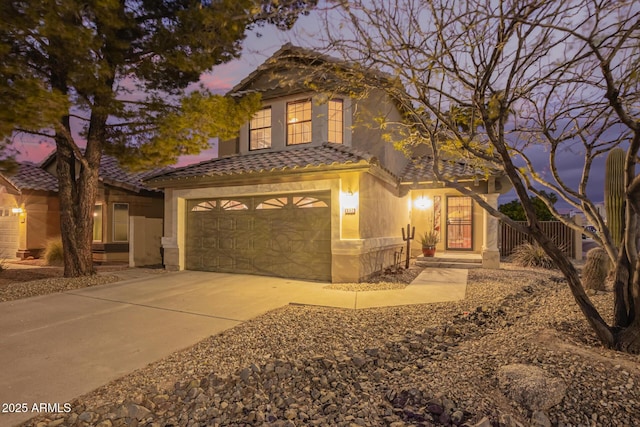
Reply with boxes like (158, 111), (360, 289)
(2, 163), (58, 192)
(2, 154), (169, 194)
(230, 44), (347, 95)
(146, 143), (374, 182)
(98, 155), (169, 193)
(402, 156), (501, 182)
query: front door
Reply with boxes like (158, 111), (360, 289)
(446, 196), (473, 250)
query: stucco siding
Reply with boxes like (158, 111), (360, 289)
(359, 173), (408, 239)
(352, 89), (410, 177)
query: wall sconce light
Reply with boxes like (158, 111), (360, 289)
(11, 207), (23, 214)
(414, 196), (433, 210)
(341, 190), (359, 215)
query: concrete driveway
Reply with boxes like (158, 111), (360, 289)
(0, 269), (466, 426)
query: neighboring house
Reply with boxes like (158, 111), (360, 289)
(0, 153), (165, 266)
(145, 45), (511, 282)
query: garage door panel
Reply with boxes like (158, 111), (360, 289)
(186, 193), (331, 281)
(309, 239), (331, 253)
(214, 254), (233, 269)
(218, 217), (236, 231)
(190, 236), (203, 249)
(185, 253), (202, 270)
(200, 217), (217, 233)
(0, 212), (19, 258)
(253, 238), (271, 251)
(218, 236), (235, 250)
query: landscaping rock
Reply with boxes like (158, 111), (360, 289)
(496, 364), (566, 411)
(18, 265), (640, 427)
(530, 410), (552, 427)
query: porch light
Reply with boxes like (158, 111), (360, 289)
(11, 207), (23, 214)
(414, 196), (433, 210)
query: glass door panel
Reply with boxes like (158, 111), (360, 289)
(446, 196), (473, 250)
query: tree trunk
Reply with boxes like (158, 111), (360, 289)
(56, 140), (100, 277)
(615, 319), (640, 353)
(613, 250), (633, 327)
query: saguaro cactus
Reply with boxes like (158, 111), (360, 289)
(605, 148), (625, 247)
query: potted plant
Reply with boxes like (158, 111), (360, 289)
(420, 230), (439, 257)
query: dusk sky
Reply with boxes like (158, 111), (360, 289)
(13, 5), (610, 209)
(14, 23), (298, 167)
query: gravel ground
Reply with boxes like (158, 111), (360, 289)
(0, 262), (164, 302)
(0, 274), (122, 302)
(324, 264), (420, 291)
(16, 265), (640, 427)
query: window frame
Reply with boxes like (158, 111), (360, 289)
(112, 202), (129, 243)
(249, 107), (272, 151)
(286, 99), (312, 146)
(93, 203), (103, 242)
(328, 99), (343, 144)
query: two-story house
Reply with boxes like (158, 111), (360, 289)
(146, 45), (510, 282)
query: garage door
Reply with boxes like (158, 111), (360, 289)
(186, 192), (331, 281)
(0, 208), (19, 259)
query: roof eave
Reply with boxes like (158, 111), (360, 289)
(0, 175), (22, 194)
(146, 162), (373, 189)
(100, 177), (163, 194)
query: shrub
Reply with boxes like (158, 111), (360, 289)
(510, 243), (556, 269)
(0, 248), (10, 272)
(44, 239), (64, 266)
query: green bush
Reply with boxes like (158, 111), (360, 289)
(44, 239), (64, 266)
(510, 242), (556, 269)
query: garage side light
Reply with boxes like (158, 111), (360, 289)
(11, 207), (23, 214)
(340, 191), (359, 215)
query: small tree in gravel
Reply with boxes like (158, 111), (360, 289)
(308, 0), (640, 352)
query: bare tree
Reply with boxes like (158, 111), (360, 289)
(312, 0), (640, 352)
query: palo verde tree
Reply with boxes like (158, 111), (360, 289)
(0, 0), (316, 277)
(313, 0), (640, 352)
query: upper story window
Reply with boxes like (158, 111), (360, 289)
(287, 100), (312, 145)
(249, 107), (272, 150)
(328, 99), (343, 144)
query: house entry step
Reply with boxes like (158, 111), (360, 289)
(416, 253), (482, 269)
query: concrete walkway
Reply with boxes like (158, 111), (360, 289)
(0, 268), (466, 426)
